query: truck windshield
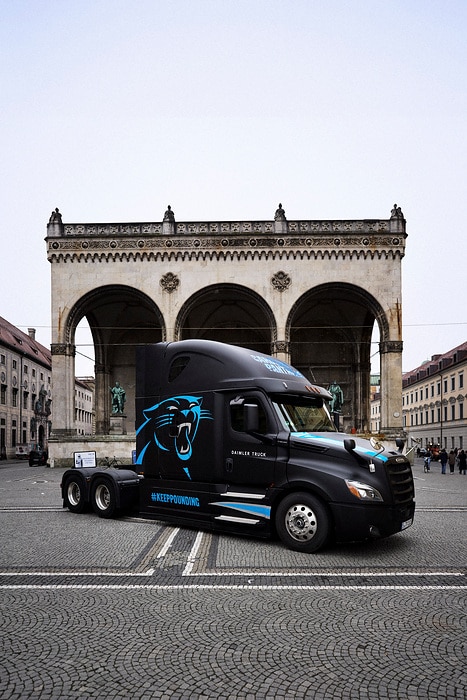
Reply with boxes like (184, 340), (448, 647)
(271, 395), (337, 433)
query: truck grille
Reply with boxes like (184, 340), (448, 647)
(385, 459), (415, 504)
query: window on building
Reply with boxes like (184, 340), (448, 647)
(437, 408), (441, 422)
(12, 388), (18, 407)
(23, 392), (28, 410)
(431, 384), (435, 397)
(1, 385), (6, 405)
(444, 406), (448, 422)
(451, 405), (455, 421)
(437, 382), (441, 395)
(460, 374), (464, 389)
(431, 409), (435, 423)
(460, 403), (464, 420)
(415, 391), (418, 402)
(32, 368), (36, 378)
(24, 364), (28, 375)
(0, 354), (5, 365)
(451, 376), (455, 391)
(425, 410), (428, 424)
(425, 387), (429, 399)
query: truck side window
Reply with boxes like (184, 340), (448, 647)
(168, 356), (190, 382)
(230, 399), (268, 434)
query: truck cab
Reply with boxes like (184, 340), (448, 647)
(134, 340), (415, 552)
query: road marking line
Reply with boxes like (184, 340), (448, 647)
(157, 527), (179, 558)
(1, 584), (466, 591)
(0, 570), (463, 578)
(183, 570), (465, 577)
(183, 530), (204, 576)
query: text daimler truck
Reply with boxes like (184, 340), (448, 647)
(61, 340), (415, 553)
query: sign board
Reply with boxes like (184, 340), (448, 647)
(73, 451), (96, 468)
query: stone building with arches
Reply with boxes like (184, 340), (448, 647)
(46, 204), (407, 466)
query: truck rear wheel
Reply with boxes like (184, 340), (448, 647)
(91, 478), (118, 518)
(63, 475), (87, 514)
(276, 492), (330, 553)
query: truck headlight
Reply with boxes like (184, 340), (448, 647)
(345, 479), (383, 502)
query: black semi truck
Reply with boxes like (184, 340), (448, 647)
(61, 339), (415, 553)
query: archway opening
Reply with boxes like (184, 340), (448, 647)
(288, 283), (387, 432)
(177, 285), (276, 355)
(68, 286), (164, 433)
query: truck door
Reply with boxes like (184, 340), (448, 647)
(224, 392), (278, 487)
(137, 390), (217, 524)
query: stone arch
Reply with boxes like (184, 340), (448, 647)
(175, 284), (277, 355)
(63, 285), (165, 434)
(286, 282), (390, 432)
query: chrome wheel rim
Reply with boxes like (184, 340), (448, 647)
(285, 503), (318, 542)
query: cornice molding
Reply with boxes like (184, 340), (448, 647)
(47, 231), (406, 264)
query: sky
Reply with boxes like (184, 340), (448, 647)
(1, 0), (466, 377)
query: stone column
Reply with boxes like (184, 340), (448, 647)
(379, 340), (404, 438)
(94, 364), (110, 435)
(50, 343), (76, 437)
(271, 340), (290, 364)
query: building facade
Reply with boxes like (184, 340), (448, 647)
(0, 318), (52, 459)
(0, 316), (96, 459)
(75, 377), (94, 436)
(46, 203), (408, 466)
(401, 342), (466, 451)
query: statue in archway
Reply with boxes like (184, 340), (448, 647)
(110, 381), (126, 414)
(328, 381), (344, 413)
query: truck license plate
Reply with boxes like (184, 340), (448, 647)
(401, 518), (413, 530)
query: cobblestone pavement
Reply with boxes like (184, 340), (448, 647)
(0, 459), (466, 699)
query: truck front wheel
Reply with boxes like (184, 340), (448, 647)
(276, 492), (330, 553)
(63, 476), (87, 514)
(91, 478), (118, 518)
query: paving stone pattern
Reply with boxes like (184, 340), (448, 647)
(0, 459), (465, 699)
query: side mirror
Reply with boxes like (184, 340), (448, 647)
(244, 404), (259, 432)
(344, 438), (356, 454)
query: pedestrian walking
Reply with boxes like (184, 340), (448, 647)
(439, 448), (448, 474)
(448, 450), (456, 474)
(458, 449), (466, 475)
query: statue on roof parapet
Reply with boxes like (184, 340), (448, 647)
(390, 203), (404, 220)
(49, 208), (62, 224)
(163, 205), (175, 223)
(274, 203), (287, 222)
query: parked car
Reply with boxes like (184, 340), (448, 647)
(15, 444), (30, 459)
(29, 447), (48, 467)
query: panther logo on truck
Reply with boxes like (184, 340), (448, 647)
(136, 395), (212, 478)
